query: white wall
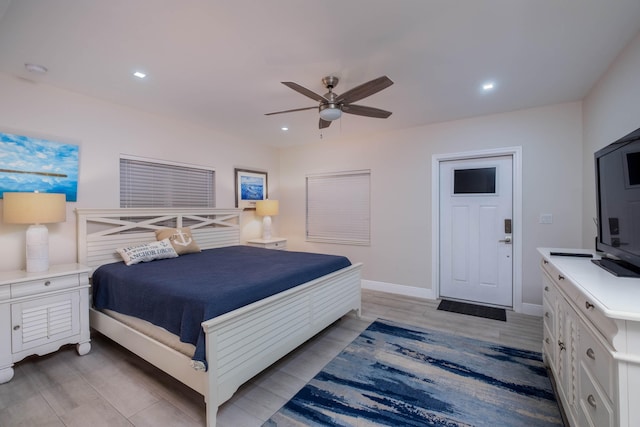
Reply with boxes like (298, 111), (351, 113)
(0, 73), (280, 271)
(279, 102), (584, 309)
(4, 26), (637, 310)
(582, 31), (640, 247)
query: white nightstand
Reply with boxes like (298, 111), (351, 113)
(247, 238), (287, 250)
(0, 263), (91, 384)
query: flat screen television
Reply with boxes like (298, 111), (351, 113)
(593, 126), (640, 277)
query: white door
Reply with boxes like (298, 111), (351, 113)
(439, 155), (513, 307)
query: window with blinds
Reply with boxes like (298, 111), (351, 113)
(306, 170), (370, 245)
(120, 156), (215, 208)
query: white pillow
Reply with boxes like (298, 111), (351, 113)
(116, 239), (179, 266)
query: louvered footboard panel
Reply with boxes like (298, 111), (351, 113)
(204, 263), (363, 405)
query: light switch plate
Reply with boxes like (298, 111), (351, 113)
(540, 213), (553, 224)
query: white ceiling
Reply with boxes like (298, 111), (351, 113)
(1, 0), (639, 148)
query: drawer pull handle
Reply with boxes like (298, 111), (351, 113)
(545, 312), (550, 318)
(558, 340), (566, 351)
(585, 301), (594, 310)
(558, 275), (565, 281)
(544, 286), (549, 292)
(543, 260), (548, 265)
(587, 394), (597, 409)
(13, 325), (20, 331)
(586, 348), (595, 360)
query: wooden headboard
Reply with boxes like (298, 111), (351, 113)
(76, 208), (241, 271)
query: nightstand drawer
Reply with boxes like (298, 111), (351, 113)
(262, 241), (286, 250)
(247, 238), (287, 250)
(11, 274), (80, 298)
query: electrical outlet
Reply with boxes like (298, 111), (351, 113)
(540, 213), (553, 224)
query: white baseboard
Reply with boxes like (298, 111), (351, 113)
(521, 302), (543, 317)
(362, 280), (543, 318)
(361, 280), (436, 300)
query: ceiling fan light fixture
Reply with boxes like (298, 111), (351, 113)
(319, 104), (342, 121)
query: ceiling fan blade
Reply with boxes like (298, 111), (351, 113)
(342, 104), (392, 119)
(319, 118), (332, 129)
(264, 106), (317, 116)
(282, 82), (328, 103)
(335, 76), (393, 104)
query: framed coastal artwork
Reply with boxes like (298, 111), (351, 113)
(0, 132), (79, 201)
(235, 168), (267, 209)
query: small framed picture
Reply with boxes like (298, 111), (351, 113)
(235, 168), (268, 210)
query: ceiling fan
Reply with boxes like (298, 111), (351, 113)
(265, 75), (393, 129)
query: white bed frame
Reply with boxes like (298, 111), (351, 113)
(76, 208), (362, 427)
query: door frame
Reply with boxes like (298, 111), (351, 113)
(432, 146), (523, 312)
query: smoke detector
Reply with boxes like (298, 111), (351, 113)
(24, 63), (48, 74)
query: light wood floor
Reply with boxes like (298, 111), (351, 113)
(0, 290), (543, 426)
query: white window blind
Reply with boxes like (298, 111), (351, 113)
(306, 170), (370, 245)
(120, 156), (215, 208)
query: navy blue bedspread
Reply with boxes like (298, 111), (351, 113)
(92, 245), (352, 367)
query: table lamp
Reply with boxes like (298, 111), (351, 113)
(3, 192), (66, 273)
(255, 199), (279, 240)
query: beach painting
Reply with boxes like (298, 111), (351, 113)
(235, 168), (267, 209)
(0, 132), (79, 201)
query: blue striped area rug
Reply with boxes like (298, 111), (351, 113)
(264, 319), (562, 427)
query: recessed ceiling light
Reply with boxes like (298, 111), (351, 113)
(482, 82), (495, 91)
(25, 63), (48, 74)
(133, 71), (147, 79)
(281, 127), (289, 131)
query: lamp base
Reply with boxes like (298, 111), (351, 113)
(26, 224), (50, 273)
(262, 215), (272, 240)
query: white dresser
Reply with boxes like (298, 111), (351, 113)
(0, 263), (91, 384)
(539, 248), (640, 427)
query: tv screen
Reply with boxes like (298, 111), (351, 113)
(594, 126), (640, 277)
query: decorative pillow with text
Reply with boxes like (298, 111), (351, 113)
(116, 238), (179, 266)
(155, 227), (201, 255)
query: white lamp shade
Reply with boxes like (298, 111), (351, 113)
(3, 192), (66, 224)
(256, 199), (279, 217)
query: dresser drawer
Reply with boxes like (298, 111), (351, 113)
(542, 259), (580, 301)
(11, 274), (80, 298)
(0, 286), (10, 301)
(579, 324), (614, 399)
(575, 293), (617, 342)
(579, 363), (614, 427)
(542, 295), (555, 334)
(543, 323), (555, 366)
(541, 257), (557, 277)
